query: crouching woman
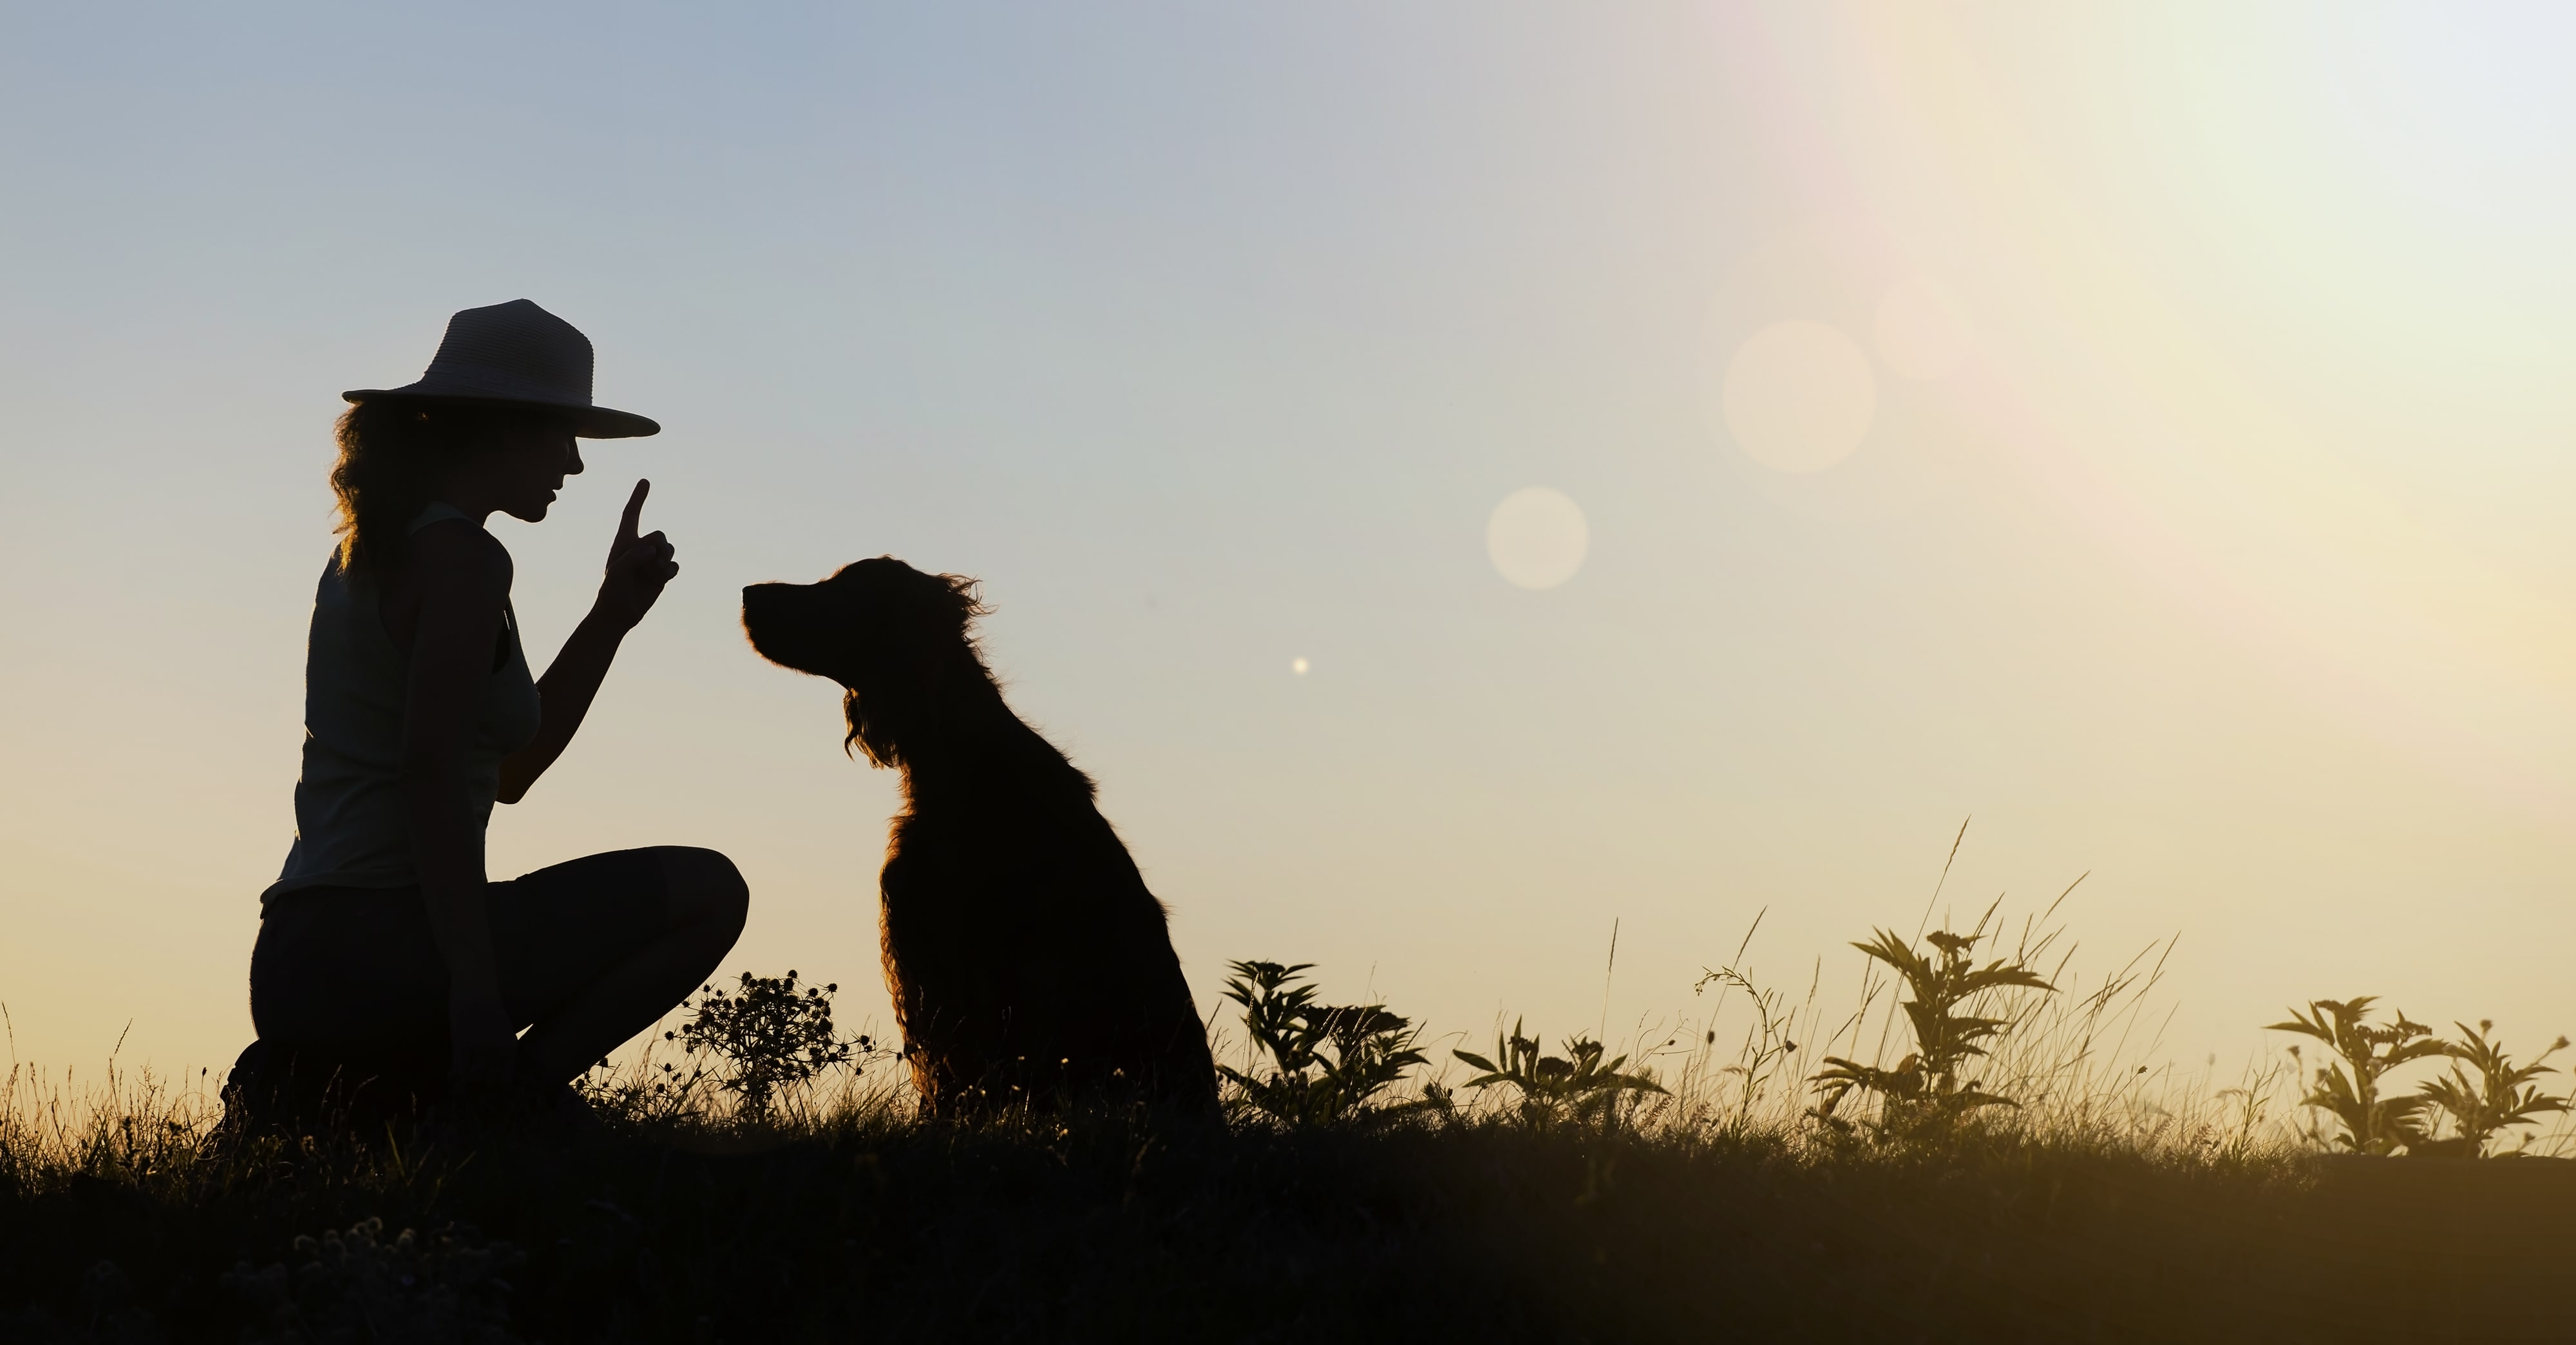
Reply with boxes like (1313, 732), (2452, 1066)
(234, 300), (748, 1133)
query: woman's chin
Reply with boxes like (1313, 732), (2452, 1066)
(505, 500), (553, 524)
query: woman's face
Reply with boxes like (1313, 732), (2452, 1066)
(475, 417), (585, 523)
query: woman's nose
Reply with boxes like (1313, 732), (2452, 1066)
(566, 440), (586, 475)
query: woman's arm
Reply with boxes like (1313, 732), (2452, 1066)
(399, 521), (522, 1093)
(496, 480), (679, 804)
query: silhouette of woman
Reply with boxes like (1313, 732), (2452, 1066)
(232, 300), (748, 1132)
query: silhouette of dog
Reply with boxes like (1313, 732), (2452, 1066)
(741, 558), (1217, 1116)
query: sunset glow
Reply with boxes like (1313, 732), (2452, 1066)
(3, 3), (2571, 1097)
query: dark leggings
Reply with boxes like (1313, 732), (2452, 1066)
(251, 846), (696, 1060)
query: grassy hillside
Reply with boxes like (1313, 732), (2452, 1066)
(8, 901), (2571, 1342)
(5, 1056), (2573, 1342)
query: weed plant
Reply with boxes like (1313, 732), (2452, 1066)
(1217, 960), (1427, 1127)
(2267, 997), (2448, 1154)
(2413, 1022), (2571, 1156)
(1450, 1022), (1666, 1127)
(2268, 999), (2573, 1157)
(1809, 925), (2054, 1137)
(656, 971), (875, 1123)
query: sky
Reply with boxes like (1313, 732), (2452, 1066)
(4, 3), (2573, 1088)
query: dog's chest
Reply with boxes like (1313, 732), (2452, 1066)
(877, 806), (1130, 928)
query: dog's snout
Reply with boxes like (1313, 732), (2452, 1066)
(742, 579), (840, 679)
(741, 582), (791, 627)
(741, 583), (791, 652)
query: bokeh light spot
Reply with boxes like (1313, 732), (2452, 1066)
(1873, 278), (1973, 381)
(1291, 656), (1310, 676)
(1486, 488), (1589, 590)
(1720, 320), (1877, 473)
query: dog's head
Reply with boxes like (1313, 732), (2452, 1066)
(742, 558), (988, 767)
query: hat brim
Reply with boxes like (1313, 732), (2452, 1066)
(341, 388), (660, 439)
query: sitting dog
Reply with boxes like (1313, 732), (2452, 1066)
(741, 558), (1217, 1116)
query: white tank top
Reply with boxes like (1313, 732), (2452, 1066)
(262, 503), (544, 902)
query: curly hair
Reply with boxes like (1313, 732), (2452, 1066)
(328, 399), (564, 573)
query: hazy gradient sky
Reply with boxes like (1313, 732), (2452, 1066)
(5, 3), (2573, 1083)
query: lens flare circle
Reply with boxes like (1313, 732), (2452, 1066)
(1486, 487), (1589, 590)
(1721, 320), (1877, 473)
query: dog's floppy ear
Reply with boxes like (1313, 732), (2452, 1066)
(843, 686), (886, 765)
(842, 563), (990, 767)
(907, 568), (987, 645)
(883, 565), (986, 685)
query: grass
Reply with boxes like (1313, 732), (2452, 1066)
(7, 867), (2575, 1342)
(9, 1066), (2570, 1344)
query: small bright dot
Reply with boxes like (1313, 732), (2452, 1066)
(1486, 487), (1589, 590)
(1718, 319), (1877, 473)
(1291, 657), (1309, 676)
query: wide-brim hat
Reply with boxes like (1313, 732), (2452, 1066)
(343, 298), (659, 439)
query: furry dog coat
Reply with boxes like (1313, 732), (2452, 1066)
(743, 558), (1217, 1115)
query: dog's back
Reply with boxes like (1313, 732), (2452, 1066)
(742, 559), (1217, 1116)
(883, 721), (1216, 1114)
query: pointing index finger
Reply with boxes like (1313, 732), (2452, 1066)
(616, 479), (650, 548)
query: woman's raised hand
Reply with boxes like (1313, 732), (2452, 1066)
(598, 479), (680, 628)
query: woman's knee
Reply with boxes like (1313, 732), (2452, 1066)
(656, 846), (749, 933)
